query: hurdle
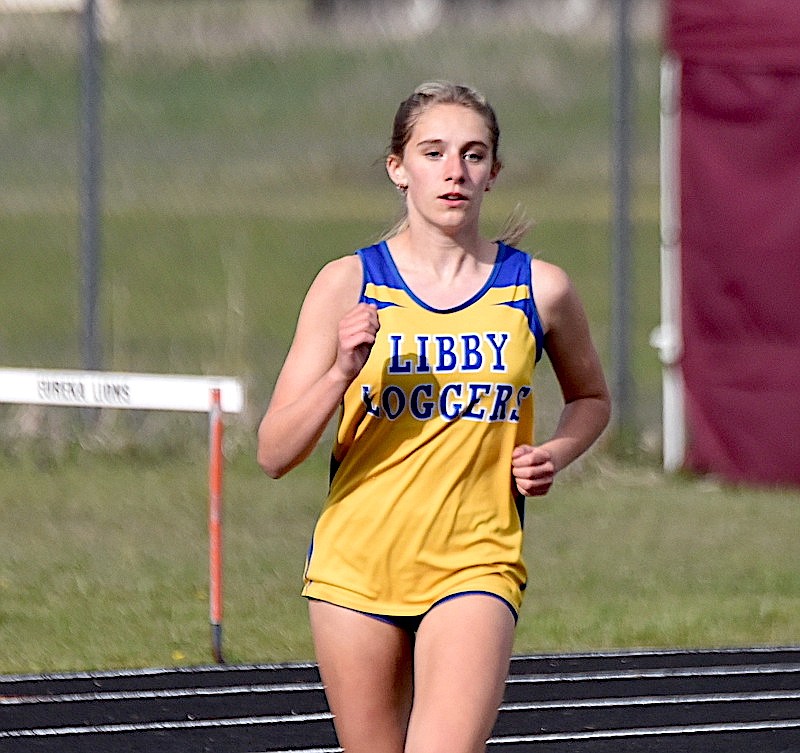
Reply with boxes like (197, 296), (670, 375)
(0, 366), (245, 664)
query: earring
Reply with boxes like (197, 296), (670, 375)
(396, 183), (408, 194)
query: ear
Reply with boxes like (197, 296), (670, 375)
(485, 160), (502, 192)
(386, 154), (408, 190)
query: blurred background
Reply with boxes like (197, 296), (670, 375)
(0, 0), (800, 672)
(10, 3), (796, 675)
(0, 0), (663, 458)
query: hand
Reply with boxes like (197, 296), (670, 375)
(333, 303), (380, 382)
(511, 444), (556, 497)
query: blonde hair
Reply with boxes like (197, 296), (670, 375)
(380, 81), (532, 246)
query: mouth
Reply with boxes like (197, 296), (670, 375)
(439, 192), (468, 202)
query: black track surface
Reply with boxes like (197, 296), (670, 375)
(1, 647), (798, 752)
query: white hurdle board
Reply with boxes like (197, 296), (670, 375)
(0, 367), (244, 414)
(0, 365), (244, 664)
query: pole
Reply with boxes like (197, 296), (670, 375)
(208, 388), (225, 664)
(80, 0), (103, 371)
(611, 0), (635, 443)
(650, 54), (685, 472)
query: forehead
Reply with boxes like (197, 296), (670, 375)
(410, 102), (491, 144)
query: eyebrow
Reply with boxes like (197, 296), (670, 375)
(415, 138), (490, 150)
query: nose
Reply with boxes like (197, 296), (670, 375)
(444, 153), (465, 183)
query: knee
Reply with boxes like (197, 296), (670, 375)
(404, 716), (495, 753)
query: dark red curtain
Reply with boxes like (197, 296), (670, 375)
(668, 0), (800, 485)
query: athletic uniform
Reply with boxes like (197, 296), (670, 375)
(302, 241), (544, 621)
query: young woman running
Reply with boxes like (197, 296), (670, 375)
(257, 81), (610, 753)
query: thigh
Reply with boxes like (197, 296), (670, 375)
(308, 600), (415, 753)
(405, 593), (516, 753)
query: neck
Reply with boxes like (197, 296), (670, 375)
(398, 222), (492, 264)
(388, 228), (496, 283)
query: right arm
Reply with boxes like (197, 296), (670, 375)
(257, 255), (379, 478)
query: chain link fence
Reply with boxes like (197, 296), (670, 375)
(0, 0), (662, 456)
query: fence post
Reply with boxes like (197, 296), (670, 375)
(611, 0), (635, 446)
(80, 0), (103, 372)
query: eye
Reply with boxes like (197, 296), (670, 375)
(425, 149), (443, 159)
(464, 150), (486, 163)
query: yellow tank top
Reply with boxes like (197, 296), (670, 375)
(302, 241), (543, 615)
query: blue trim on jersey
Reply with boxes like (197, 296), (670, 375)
(362, 296), (399, 310)
(306, 590), (519, 634)
(357, 241), (544, 363)
(359, 241), (503, 314)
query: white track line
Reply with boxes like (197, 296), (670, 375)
(252, 748), (342, 753)
(501, 689), (800, 711)
(7, 717), (795, 747)
(487, 718), (800, 744)
(4, 661), (798, 701)
(0, 711), (334, 739)
(2, 647), (797, 684)
(506, 662), (800, 685)
(4, 665), (798, 707)
(0, 661), (318, 685)
(253, 748), (342, 753)
(0, 681), (324, 705)
(2, 689), (799, 738)
(238, 718), (800, 753)
(3, 685), (798, 710)
(509, 647), (800, 663)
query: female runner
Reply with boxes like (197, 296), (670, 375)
(258, 81), (610, 753)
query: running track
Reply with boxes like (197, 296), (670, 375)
(1, 647), (798, 752)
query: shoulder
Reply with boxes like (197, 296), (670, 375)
(287, 253), (364, 340)
(304, 254), (363, 308)
(530, 257), (581, 334)
(531, 257), (573, 304)
(313, 253), (362, 288)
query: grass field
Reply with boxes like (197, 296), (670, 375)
(1, 1), (798, 674)
(1, 449), (798, 674)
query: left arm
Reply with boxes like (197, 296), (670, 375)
(512, 260), (611, 497)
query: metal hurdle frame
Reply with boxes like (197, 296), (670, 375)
(0, 367), (245, 664)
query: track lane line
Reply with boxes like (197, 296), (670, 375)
(0, 711), (335, 739)
(487, 718), (800, 744)
(0, 681), (324, 705)
(506, 662), (800, 685)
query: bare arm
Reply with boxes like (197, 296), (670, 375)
(257, 255), (379, 478)
(512, 259), (611, 496)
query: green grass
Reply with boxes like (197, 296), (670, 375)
(1, 2), (796, 674)
(1, 449), (798, 674)
(517, 465), (800, 652)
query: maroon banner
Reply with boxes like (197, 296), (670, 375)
(669, 1), (800, 485)
(668, 0), (800, 69)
